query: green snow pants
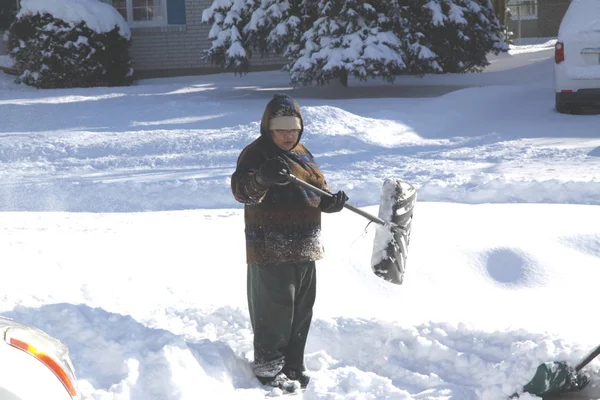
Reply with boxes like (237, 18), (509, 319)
(247, 261), (316, 379)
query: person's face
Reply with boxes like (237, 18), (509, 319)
(270, 129), (300, 151)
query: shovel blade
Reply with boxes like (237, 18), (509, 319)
(523, 361), (590, 396)
(371, 179), (417, 285)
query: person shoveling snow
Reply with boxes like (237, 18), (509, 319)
(231, 94), (348, 394)
(231, 93), (418, 395)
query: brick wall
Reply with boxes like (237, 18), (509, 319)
(130, 0), (287, 78)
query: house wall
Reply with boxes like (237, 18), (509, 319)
(129, 0), (287, 78)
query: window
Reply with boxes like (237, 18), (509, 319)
(102, 0), (166, 25)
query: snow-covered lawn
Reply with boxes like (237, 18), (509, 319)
(1, 47), (599, 400)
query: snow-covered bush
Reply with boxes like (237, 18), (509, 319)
(201, 0), (508, 86)
(287, 0), (407, 87)
(381, 0), (442, 76)
(8, 0), (133, 89)
(200, 0), (255, 73)
(201, 0), (304, 74)
(409, 0), (507, 73)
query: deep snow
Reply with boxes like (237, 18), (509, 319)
(0, 45), (599, 400)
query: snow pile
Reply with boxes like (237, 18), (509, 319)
(303, 106), (423, 147)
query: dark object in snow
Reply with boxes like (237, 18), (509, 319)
(288, 174), (417, 285)
(510, 344), (600, 399)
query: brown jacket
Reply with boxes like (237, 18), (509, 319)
(231, 95), (330, 264)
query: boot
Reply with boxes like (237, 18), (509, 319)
(282, 368), (310, 389)
(257, 372), (301, 393)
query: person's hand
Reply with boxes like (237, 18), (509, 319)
(320, 190), (348, 213)
(255, 157), (291, 187)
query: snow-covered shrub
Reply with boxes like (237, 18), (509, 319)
(8, 0), (133, 89)
(287, 0), (407, 86)
(384, 0), (442, 76)
(201, 0), (508, 86)
(200, 0), (254, 74)
(201, 0), (304, 74)
(402, 0), (507, 73)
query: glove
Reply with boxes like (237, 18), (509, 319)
(320, 190), (348, 213)
(255, 156), (291, 187)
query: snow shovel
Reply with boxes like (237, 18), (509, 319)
(288, 174), (417, 285)
(509, 344), (600, 399)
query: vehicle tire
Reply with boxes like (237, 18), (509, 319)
(556, 103), (571, 114)
(569, 104), (583, 114)
(555, 93), (572, 114)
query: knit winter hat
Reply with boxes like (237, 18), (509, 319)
(269, 116), (302, 131)
(260, 94), (304, 138)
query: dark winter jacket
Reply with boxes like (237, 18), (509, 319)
(231, 95), (331, 265)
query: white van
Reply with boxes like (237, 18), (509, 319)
(554, 0), (600, 113)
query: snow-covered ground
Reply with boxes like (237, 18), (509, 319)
(1, 46), (599, 400)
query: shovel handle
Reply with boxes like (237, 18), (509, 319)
(288, 174), (386, 226)
(576, 344), (600, 371)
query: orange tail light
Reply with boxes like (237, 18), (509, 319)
(9, 337), (78, 397)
